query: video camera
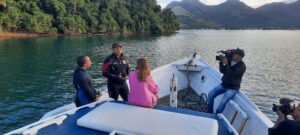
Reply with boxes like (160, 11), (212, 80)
(216, 49), (235, 62)
(272, 98), (295, 116)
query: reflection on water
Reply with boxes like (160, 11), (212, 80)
(0, 30), (299, 133)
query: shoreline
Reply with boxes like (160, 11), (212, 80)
(0, 32), (40, 38)
(1, 29), (299, 39)
(0, 32), (160, 39)
(0, 32), (112, 39)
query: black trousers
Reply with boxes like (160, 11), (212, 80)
(107, 82), (129, 101)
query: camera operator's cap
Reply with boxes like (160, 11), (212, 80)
(234, 48), (245, 58)
(112, 42), (123, 49)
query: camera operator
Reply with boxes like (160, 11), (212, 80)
(269, 98), (300, 135)
(208, 48), (246, 113)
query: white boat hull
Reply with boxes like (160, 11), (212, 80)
(7, 54), (274, 135)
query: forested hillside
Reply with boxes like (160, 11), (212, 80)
(167, 0), (300, 29)
(0, 0), (179, 34)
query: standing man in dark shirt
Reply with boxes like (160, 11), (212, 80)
(208, 48), (246, 113)
(102, 42), (130, 101)
(269, 101), (300, 135)
(73, 56), (98, 107)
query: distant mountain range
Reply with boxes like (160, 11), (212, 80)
(166, 0), (300, 29)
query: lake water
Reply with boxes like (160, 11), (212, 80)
(0, 30), (299, 133)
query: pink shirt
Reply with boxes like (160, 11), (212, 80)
(128, 70), (160, 108)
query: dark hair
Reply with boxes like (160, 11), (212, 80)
(234, 48), (245, 58)
(77, 56), (87, 67)
(112, 42), (123, 49)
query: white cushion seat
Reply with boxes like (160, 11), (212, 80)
(77, 102), (219, 135)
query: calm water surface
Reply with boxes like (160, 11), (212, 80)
(0, 30), (299, 133)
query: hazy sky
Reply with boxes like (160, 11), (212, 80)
(157, 0), (297, 8)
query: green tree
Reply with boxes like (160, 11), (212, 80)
(31, 12), (54, 33)
(57, 15), (88, 34)
(161, 9), (180, 32)
(3, 6), (20, 32)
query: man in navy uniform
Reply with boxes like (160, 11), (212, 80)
(73, 56), (99, 107)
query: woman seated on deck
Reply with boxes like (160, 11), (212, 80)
(128, 58), (160, 108)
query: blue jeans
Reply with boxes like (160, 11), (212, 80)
(208, 85), (238, 113)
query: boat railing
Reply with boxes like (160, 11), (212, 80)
(218, 114), (239, 135)
(23, 115), (67, 135)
